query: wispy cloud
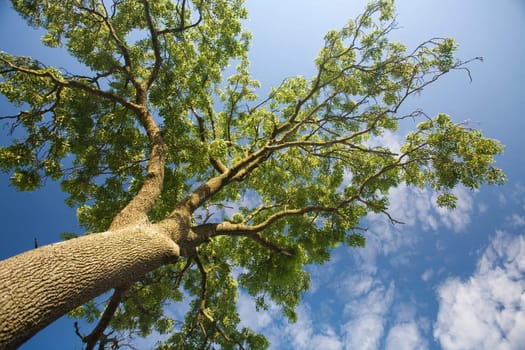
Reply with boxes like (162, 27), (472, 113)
(339, 272), (375, 298)
(432, 186), (473, 232)
(237, 291), (275, 330)
(237, 291), (344, 350)
(342, 281), (395, 350)
(508, 213), (525, 227)
(421, 268), (434, 282)
(285, 306), (343, 350)
(363, 182), (475, 259)
(385, 322), (428, 350)
(434, 231), (525, 349)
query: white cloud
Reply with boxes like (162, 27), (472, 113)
(385, 184), (474, 233)
(343, 281), (394, 318)
(360, 183), (475, 270)
(498, 192), (507, 206)
(286, 307), (343, 350)
(478, 202), (489, 213)
(339, 272), (375, 297)
(342, 281), (395, 350)
(237, 291), (344, 350)
(434, 231), (525, 350)
(343, 314), (386, 350)
(307, 251), (343, 294)
(385, 322), (428, 350)
(507, 183), (525, 208)
(508, 213), (525, 227)
(373, 184), (434, 230)
(421, 268), (434, 282)
(432, 186), (473, 232)
(310, 333), (344, 350)
(367, 130), (403, 154)
(237, 291), (275, 330)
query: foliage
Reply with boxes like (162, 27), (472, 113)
(0, 0), (505, 348)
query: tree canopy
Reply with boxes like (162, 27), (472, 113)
(0, 0), (505, 348)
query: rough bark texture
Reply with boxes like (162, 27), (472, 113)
(0, 224), (180, 350)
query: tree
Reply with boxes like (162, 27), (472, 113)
(0, 0), (505, 348)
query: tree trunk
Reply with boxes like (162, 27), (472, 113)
(0, 224), (180, 350)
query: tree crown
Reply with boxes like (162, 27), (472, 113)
(0, 0), (505, 348)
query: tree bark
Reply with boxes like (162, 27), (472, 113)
(0, 224), (180, 350)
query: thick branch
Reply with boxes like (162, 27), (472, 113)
(192, 224), (293, 257)
(140, 0), (162, 89)
(215, 206), (336, 236)
(0, 57), (140, 112)
(249, 233), (293, 257)
(82, 286), (129, 350)
(192, 106), (228, 174)
(173, 143), (273, 215)
(157, 0), (203, 36)
(110, 86), (166, 228)
(174, 172), (231, 214)
(76, 2), (139, 90)
(194, 255), (246, 349)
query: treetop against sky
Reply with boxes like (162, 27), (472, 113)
(0, 0), (514, 349)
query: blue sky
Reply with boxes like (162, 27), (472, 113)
(1, 1), (525, 349)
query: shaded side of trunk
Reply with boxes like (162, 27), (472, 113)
(0, 225), (180, 350)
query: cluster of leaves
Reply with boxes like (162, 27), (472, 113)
(1, 0), (250, 231)
(0, 0), (505, 348)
